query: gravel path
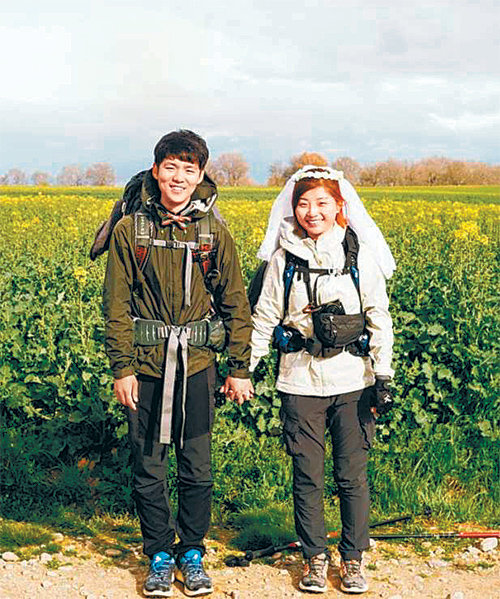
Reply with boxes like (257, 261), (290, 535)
(1, 537), (498, 598)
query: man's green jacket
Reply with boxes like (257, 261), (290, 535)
(103, 170), (251, 380)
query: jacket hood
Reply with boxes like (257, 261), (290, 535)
(141, 168), (218, 223)
(279, 217), (347, 263)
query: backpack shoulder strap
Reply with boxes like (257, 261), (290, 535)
(194, 213), (217, 278)
(283, 251), (309, 317)
(342, 226), (360, 292)
(134, 211), (154, 271)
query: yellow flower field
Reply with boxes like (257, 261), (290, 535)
(0, 185), (498, 520)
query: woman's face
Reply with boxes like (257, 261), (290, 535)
(294, 185), (340, 240)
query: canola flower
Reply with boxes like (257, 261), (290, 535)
(453, 221), (489, 245)
(73, 266), (89, 285)
(1, 188), (498, 258)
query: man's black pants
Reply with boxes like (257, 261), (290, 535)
(127, 366), (215, 558)
(280, 387), (375, 561)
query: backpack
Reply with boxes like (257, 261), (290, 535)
(89, 170), (147, 261)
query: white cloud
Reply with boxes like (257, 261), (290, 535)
(0, 25), (72, 101)
(0, 0), (498, 181)
(430, 111), (500, 132)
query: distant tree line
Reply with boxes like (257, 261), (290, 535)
(1, 154), (499, 187)
(0, 162), (116, 186)
(268, 153), (500, 186)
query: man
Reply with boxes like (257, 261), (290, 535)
(103, 130), (253, 597)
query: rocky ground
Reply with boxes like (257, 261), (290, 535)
(1, 535), (498, 599)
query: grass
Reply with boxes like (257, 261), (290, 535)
(0, 519), (54, 551)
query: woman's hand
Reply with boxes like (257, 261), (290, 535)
(371, 376), (394, 416)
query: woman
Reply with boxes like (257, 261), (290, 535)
(250, 166), (395, 594)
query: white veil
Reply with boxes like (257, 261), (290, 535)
(257, 165), (396, 278)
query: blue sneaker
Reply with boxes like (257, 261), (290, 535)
(143, 551), (176, 597)
(176, 549), (213, 596)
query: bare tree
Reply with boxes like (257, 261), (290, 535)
(267, 162), (288, 186)
(359, 165), (379, 186)
(331, 157), (361, 185)
(31, 171), (51, 186)
(409, 157), (450, 186)
(4, 168), (28, 185)
(444, 160), (470, 186)
(57, 164), (85, 186)
(85, 162), (116, 186)
(375, 159), (409, 186)
(208, 153), (250, 186)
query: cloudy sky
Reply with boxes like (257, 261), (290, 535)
(1, 0), (499, 183)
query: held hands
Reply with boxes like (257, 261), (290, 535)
(220, 376), (254, 405)
(114, 374), (139, 411)
(371, 376), (394, 417)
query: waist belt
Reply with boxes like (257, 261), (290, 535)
(133, 316), (222, 447)
(133, 317), (214, 347)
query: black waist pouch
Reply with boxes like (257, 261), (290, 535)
(312, 302), (366, 349)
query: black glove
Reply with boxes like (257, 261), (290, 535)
(372, 376), (394, 415)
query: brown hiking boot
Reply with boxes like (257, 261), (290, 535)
(299, 552), (329, 593)
(339, 559), (368, 593)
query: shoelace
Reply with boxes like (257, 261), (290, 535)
(151, 559), (175, 575)
(184, 561), (208, 582)
(306, 555), (327, 578)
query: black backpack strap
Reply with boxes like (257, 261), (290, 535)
(283, 252), (314, 316)
(342, 226), (360, 293)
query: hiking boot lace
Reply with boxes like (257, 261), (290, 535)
(305, 553), (328, 578)
(344, 559), (362, 577)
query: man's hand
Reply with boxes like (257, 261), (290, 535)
(220, 376), (254, 406)
(114, 374), (139, 411)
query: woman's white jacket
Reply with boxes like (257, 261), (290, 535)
(250, 220), (394, 397)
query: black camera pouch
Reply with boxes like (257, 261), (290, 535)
(312, 302), (366, 349)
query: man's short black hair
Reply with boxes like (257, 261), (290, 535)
(154, 130), (209, 169)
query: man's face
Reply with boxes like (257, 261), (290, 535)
(152, 157), (204, 213)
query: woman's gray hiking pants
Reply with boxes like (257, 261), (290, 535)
(280, 387), (375, 561)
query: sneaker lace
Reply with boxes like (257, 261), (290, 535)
(151, 556), (174, 576)
(185, 560), (207, 582)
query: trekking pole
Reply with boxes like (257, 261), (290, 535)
(225, 541), (303, 567)
(225, 511), (429, 567)
(369, 531), (500, 541)
(325, 508), (431, 540)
